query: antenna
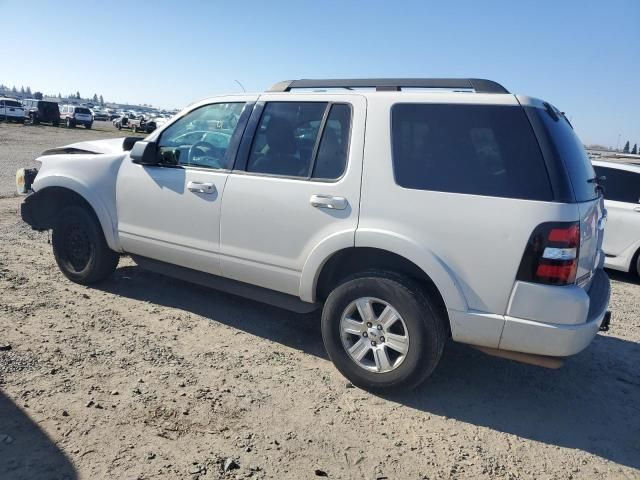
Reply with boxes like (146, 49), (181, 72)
(234, 80), (246, 93)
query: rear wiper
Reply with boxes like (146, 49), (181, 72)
(588, 175), (606, 195)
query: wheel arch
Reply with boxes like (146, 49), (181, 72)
(308, 246), (466, 333)
(27, 184), (120, 251)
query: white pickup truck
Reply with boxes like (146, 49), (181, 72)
(16, 78), (611, 391)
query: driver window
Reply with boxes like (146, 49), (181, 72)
(158, 102), (246, 170)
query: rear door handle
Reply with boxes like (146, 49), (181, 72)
(187, 181), (216, 194)
(310, 194), (347, 210)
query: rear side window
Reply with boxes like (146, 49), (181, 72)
(391, 104), (553, 200)
(246, 102), (323, 178)
(3, 100), (21, 107)
(312, 104), (352, 179)
(593, 166), (640, 203)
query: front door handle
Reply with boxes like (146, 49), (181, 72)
(310, 194), (348, 210)
(187, 181), (216, 194)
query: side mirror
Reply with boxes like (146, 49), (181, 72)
(130, 141), (160, 165)
(122, 136), (145, 151)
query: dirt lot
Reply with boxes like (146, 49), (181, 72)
(0, 124), (639, 480)
(0, 121), (126, 197)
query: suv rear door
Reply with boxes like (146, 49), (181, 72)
(219, 94), (365, 297)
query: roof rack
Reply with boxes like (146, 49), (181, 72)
(268, 78), (509, 94)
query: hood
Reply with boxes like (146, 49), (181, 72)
(41, 137), (142, 156)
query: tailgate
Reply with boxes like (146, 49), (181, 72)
(576, 195), (606, 288)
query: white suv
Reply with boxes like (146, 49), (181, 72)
(17, 78), (611, 391)
(592, 160), (640, 276)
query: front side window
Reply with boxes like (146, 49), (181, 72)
(391, 103), (553, 201)
(593, 166), (640, 203)
(158, 102), (247, 170)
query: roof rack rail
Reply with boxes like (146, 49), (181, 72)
(268, 78), (509, 94)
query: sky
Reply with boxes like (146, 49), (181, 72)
(0, 0), (638, 147)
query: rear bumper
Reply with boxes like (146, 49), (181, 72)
(499, 269), (610, 357)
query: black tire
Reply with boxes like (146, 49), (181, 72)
(85, 123), (92, 129)
(52, 205), (119, 285)
(321, 271), (447, 392)
(117, 123), (122, 130)
(132, 124), (138, 133)
(53, 120), (60, 127)
(634, 249), (640, 277)
(31, 114), (39, 125)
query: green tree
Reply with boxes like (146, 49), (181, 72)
(76, 91), (81, 100)
(33, 92), (43, 100)
(632, 143), (638, 155)
(26, 86), (32, 95)
(99, 95), (104, 105)
(58, 93), (62, 99)
(623, 141), (630, 153)
(11, 86), (17, 93)
(92, 93), (98, 103)
(20, 86), (25, 94)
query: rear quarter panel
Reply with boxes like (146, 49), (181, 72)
(357, 93), (580, 345)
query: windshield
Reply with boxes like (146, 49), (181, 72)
(75, 107), (91, 114)
(531, 105), (598, 202)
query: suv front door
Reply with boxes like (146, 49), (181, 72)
(219, 94), (365, 298)
(116, 98), (256, 275)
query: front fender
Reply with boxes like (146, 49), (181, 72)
(31, 153), (125, 251)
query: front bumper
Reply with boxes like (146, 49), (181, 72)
(499, 269), (611, 357)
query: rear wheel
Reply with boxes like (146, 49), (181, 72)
(321, 271), (447, 392)
(31, 114), (39, 125)
(52, 206), (119, 285)
(85, 123), (92, 129)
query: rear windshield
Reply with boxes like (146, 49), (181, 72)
(75, 107), (91, 114)
(528, 106), (598, 202)
(3, 100), (22, 107)
(391, 103), (553, 201)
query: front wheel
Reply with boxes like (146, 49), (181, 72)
(321, 271), (447, 392)
(66, 118), (73, 128)
(52, 206), (119, 285)
(85, 123), (92, 129)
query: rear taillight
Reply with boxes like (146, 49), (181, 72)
(516, 222), (580, 286)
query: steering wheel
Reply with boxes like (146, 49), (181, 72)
(188, 141), (219, 166)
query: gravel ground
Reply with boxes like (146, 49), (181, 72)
(0, 126), (639, 479)
(0, 121), (125, 197)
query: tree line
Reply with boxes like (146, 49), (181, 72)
(0, 84), (105, 106)
(622, 141), (638, 155)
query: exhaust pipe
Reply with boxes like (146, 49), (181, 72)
(473, 346), (564, 369)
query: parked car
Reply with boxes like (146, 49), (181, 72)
(60, 105), (93, 129)
(592, 160), (640, 276)
(92, 109), (109, 121)
(23, 99), (60, 126)
(16, 78), (611, 391)
(0, 97), (25, 122)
